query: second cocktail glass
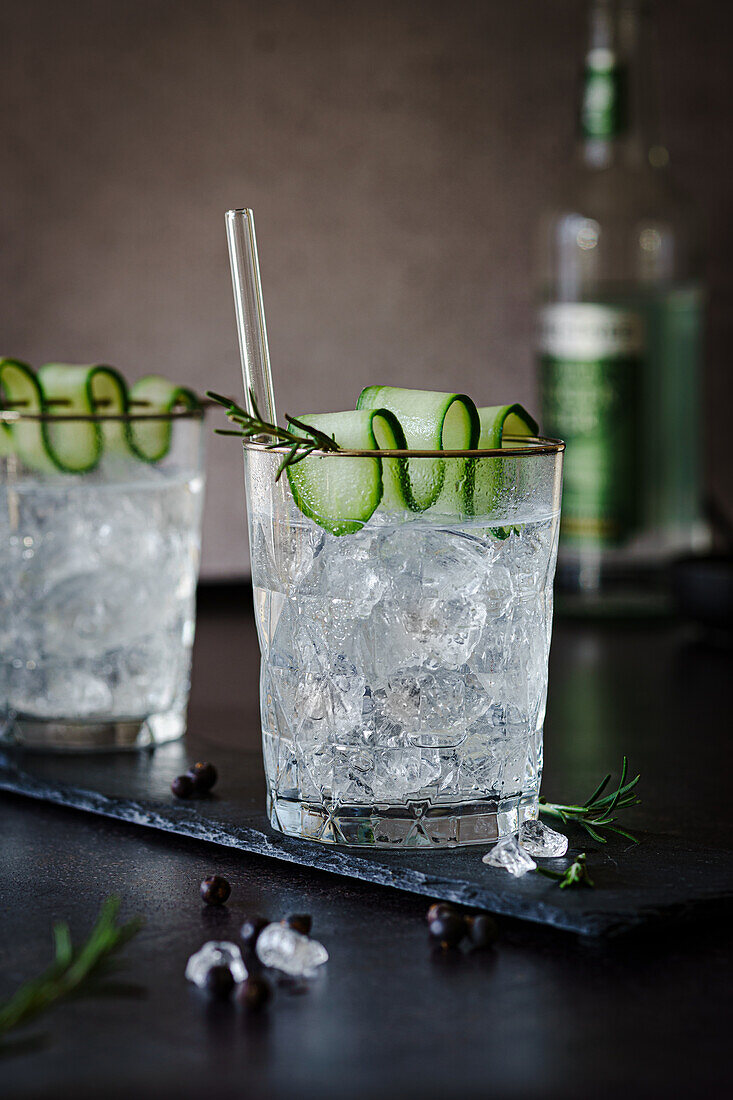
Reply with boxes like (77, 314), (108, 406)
(0, 405), (206, 750)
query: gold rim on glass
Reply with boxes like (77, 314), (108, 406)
(0, 406), (207, 425)
(241, 434), (565, 459)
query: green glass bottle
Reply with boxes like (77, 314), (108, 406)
(537, 0), (708, 611)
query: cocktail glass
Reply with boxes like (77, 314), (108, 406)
(244, 437), (564, 847)
(0, 407), (205, 750)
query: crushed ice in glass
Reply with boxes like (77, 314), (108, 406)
(482, 834), (537, 877)
(255, 922), (328, 976)
(1, 468), (203, 722)
(519, 818), (568, 857)
(185, 941), (248, 987)
(256, 513), (558, 809)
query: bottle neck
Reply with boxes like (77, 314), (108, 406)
(578, 0), (652, 170)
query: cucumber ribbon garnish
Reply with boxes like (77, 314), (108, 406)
(288, 391), (538, 534)
(209, 386), (539, 536)
(285, 408), (407, 536)
(0, 359), (200, 472)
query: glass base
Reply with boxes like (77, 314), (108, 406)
(0, 709), (186, 753)
(268, 791), (539, 848)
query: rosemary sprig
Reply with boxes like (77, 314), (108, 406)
(536, 852), (594, 890)
(207, 388), (341, 480)
(539, 756), (641, 844)
(0, 896), (143, 1038)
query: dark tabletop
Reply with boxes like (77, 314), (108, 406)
(2, 587), (732, 1100)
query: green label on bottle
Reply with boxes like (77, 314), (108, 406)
(581, 49), (627, 139)
(539, 303), (644, 546)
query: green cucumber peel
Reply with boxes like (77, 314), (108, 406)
(1, 361), (200, 471)
(476, 404), (539, 448)
(282, 393), (538, 534)
(356, 386), (479, 512)
(38, 363), (132, 472)
(127, 375), (200, 462)
(285, 408), (406, 536)
(473, 403), (538, 536)
(0, 358), (57, 472)
(367, 407), (410, 513)
(88, 366), (129, 455)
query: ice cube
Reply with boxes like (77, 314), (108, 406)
(381, 590), (486, 670)
(482, 835), (537, 877)
(448, 726), (505, 796)
(294, 735), (376, 806)
(255, 922), (328, 976)
(379, 671), (421, 729)
(185, 941), (248, 987)
(368, 667), (482, 749)
(370, 744), (442, 800)
(379, 526), (490, 599)
(250, 515), (322, 596)
(311, 534), (387, 617)
(519, 819), (568, 857)
(10, 668), (114, 719)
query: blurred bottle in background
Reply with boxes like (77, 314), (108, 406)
(536, 0), (708, 613)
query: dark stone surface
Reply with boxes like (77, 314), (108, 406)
(2, 589), (733, 1098)
(1, 743), (731, 938)
(2, 588), (733, 938)
(2, 793), (733, 1100)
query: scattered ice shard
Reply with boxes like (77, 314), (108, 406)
(185, 941), (248, 987)
(519, 818), (569, 858)
(482, 835), (537, 877)
(255, 922), (328, 976)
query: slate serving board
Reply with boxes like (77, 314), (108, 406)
(2, 739), (731, 938)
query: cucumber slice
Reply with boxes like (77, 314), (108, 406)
(0, 421), (11, 457)
(477, 404), (539, 448)
(356, 386), (479, 511)
(473, 403), (539, 533)
(127, 375), (200, 462)
(0, 358), (57, 472)
(285, 408), (404, 535)
(0, 359), (17, 457)
(38, 363), (130, 472)
(367, 408), (409, 512)
(89, 366), (129, 454)
(1, 362), (200, 471)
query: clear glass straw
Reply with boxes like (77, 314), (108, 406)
(225, 209), (277, 425)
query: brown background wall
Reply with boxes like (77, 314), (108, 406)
(2, 0), (731, 577)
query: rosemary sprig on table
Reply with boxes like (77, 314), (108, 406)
(0, 897), (143, 1039)
(536, 853), (594, 890)
(207, 389), (341, 480)
(539, 756), (641, 844)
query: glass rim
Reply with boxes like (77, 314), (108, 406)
(0, 405), (207, 425)
(241, 433), (565, 459)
